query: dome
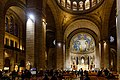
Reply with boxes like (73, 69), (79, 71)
(56, 0), (104, 14)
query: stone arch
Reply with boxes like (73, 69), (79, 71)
(63, 15), (101, 33)
(2, 0), (26, 71)
(4, 0), (26, 15)
(64, 19), (100, 40)
(66, 28), (98, 48)
(3, 0), (26, 36)
(64, 19), (101, 70)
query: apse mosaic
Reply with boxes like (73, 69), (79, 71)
(70, 33), (95, 53)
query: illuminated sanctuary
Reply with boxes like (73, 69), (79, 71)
(0, 0), (120, 78)
(68, 33), (96, 70)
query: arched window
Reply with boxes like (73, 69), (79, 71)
(14, 23), (19, 37)
(73, 1), (77, 11)
(79, 1), (83, 11)
(81, 56), (85, 64)
(61, 0), (65, 7)
(57, 0), (103, 13)
(10, 16), (14, 35)
(67, 0), (71, 9)
(92, 0), (97, 7)
(5, 17), (9, 32)
(85, 0), (90, 10)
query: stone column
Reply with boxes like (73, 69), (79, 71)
(35, 13), (46, 70)
(100, 41), (104, 68)
(117, 0), (120, 77)
(0, 6), (4, 69)
(103, 40), (109, 68)
(56, 42), (63, 70)
(100, 40), (109, 69)
(26, 0), (46, 70)
(95, 41), (101, 69)
(65, 47), (71, 70)
(26, 8), (35, 69)
(56, 25), (64, 70)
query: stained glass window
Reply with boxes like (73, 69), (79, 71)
(5, 17), (9, 32)
(14, 23), (19, 37)
(10, 16), (14, 35)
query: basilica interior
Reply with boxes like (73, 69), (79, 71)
(0, 0), (120, 77)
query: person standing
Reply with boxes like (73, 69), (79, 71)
(21, 70), (25, 80)
(50, 74), (57, 80)
(11, 70), (17, 80)
(103, 68), (109, 77)
(79, 68), (83, 80)
(84, 74), (90, 80)
(43, 74), (49, 80)
(0, 70), (3, 78)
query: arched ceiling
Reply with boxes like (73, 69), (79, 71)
(20, 0), (26, 4)
(9, 6), (25, 23)
(47, 0), (115, 40)
(64, 19), (100, 40)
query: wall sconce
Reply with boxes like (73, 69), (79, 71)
(57, 42), (61, 47)
(103, 41), (107, 48)
(42, 19), (47, 25)
(103, 40), (106, 43)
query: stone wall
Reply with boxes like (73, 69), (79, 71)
(117, 0), (120, 78)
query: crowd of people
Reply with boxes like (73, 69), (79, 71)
(0, 69), (32, 80)
(0, 68), (118, 80)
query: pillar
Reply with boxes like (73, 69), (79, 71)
(95, 41), (101, 69)
(26, 0), (46, 70)
(100, 41), (104, 68)
(101, 40), (109, 69)
(56, 25), (64, 70)
(0, 5), (4, 69)
(65, 43), (71, 70)
(103, 40), (109, 68)
(26, 12), (35, 69)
